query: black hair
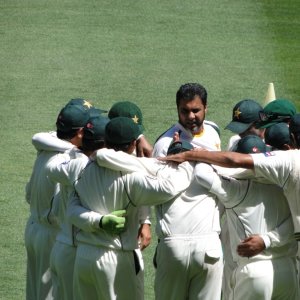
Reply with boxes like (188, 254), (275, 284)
(56, 128), (79, 141)
(105, 141), (132, 153)
(176, 83), (207, 107)
(82, 139), (105, 151)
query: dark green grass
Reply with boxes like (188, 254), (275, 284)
(0, 0), (299, 299)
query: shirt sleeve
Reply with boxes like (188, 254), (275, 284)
(125, 161), (194, 206)
(46, 153), (72, 186)
(32, 131), (73, 152)
(138, 206), (152, 225)
(66, 190), (103, 232)
(194, 163), (249, 208)
(252, 151), (292, 188)
(96, 148), (161, 175)
(226, 135), (240, 151)
(260, 214), (295, 249)
(152, 136), (172, 158)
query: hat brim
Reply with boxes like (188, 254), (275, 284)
(89, 108), (108, 117)
(138, 124), (144, 134)
(225, 121), (253, 134)
(256, 120), (284, 129)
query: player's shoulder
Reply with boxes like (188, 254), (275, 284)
(154, 124), (179, 144)
(203, 120), (220, 137)
(153, 124), (179, 157)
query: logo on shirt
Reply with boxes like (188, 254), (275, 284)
(264, 151), (275, 157)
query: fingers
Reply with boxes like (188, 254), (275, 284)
(157, 154), (185, 163)
(138, 223), (152, 251)
(191, 147), (207, 152)
(172, 131), (180, 142)
(139, 236), (151, 251)
(236, 235), (265, 257)
(111, 209), (127, 217)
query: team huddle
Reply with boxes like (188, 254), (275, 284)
(25, 83), (300, 300)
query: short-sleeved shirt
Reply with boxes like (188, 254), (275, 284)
(252, 150), (300, 235)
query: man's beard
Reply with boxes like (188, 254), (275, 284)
(191, 125), (201, 134)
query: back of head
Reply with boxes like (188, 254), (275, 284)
(56, 104), (90, 140)
(265, 122), (290, 150)
(257, 98), (296, 129)
(289, 114), (300, 149)
(108, 101), (144, 133)
(82, 115), (109, 151)
(235, 135), (267, 154)
(176, 83), (207, 107)
(105, 117), (140, 152)
(225, 99), (263, 134)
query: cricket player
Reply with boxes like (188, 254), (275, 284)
(194, 135), (298, 300)
(67, 117), (194, 300)
(108, 100), (153, 250)
(107, 100), (154, 296)
(45, 114), (113, 300)
(196, 164), (299, 300)
(25, 102), (90, 300)
(225, 99), (264, 151)
(222, 99), (265, 299)
(150, 83), (223, 300)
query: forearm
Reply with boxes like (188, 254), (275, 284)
(32, 131), (72, 152)
(96, 148), (160, 175)
(263, 215), (295, 248)
(131, 161), (194, 206)
(67, 193), (102, 232)
(183, 151), (254, 169)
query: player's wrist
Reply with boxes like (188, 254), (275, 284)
(260, 234), (270, 249)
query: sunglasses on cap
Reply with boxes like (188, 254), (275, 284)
(259, 111), (291, 122)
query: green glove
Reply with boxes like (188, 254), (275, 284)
(99, 210), (126, 235)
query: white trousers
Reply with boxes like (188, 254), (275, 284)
(230, 257), (299, 300)
(25, 219), (58, 300)
(73, 244), (144, 300)
(50, 240), (76, 300)
(154, 234), (223, 300)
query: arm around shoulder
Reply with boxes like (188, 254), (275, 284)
(32, 131), (73, 152)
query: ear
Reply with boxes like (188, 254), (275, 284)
(289, 133), (297, 149)
(282, 144), (292, 150)
(131, 139), (137, 149)
(77, 128), (84, 139)
(128, 139), (136, 154)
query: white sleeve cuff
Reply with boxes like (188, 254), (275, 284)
(260, 234), (271, 249)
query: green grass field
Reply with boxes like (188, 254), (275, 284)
(0, 0), (299, 299)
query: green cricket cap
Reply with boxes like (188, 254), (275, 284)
(83, 115), (109, 141)
(105, 117), (140, 145)
(56, 104), (90, 132)
(265, 123), (290, 150)
(108, 101), (144, 133)
(257, 99), (296, 129)
(225, 99), (263, 134)
(235, 135), (267, 154)
(167, 140), (194, 155)
(67, 98), (108, 115)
